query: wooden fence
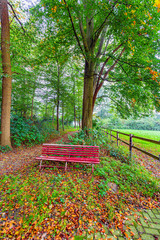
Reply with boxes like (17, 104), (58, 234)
(105, 129), (160, 161)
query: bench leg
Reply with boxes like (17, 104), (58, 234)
(92, 164), (94, 173)
(65, 162), (67, 171)
(39, 160), (42, 172)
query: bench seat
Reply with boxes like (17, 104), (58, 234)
(36, 144), (100, 172)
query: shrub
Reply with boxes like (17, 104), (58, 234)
(9, 115), (59, 147)
(0, 145), (12, 153)
(11, 116), (45, 146)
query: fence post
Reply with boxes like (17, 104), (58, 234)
(117, 132), (119, 146)
(107, 130), (108, 138)
(159, 155), (160, 161)
(129, 134), (133, 159)
(111, 130), (112, 141)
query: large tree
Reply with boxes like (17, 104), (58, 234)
(36, 0), (160, 131)
(0, 0), (12, 147)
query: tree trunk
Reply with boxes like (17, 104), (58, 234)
(31, 92), (35, 120)
(74, 105), (76, 128)
(82, 60), (94, 131)
(92, 81), (103, 112)
(62, 102), (64, 131)
(56, 95), (59, 131)
(52, 105), (55, 122)
(56, 65), (60, 131)
(45, 100), (48, 117)
(0, 0), (12, 147)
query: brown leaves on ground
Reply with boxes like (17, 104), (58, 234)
(0, 132), (76, 175)
(0, 132), (160, 239)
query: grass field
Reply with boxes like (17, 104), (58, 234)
(112, 129), (160, 156)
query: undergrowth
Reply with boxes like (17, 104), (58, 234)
(67, 128), (159, 197)
(95, 157), (159, 197)
(0, 128), (159, 239)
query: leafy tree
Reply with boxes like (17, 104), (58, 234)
(36, 0), (160, 131)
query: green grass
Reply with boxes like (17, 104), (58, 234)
(112, 129), (160, 156)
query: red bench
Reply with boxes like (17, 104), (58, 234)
(36, 144), (100, 172)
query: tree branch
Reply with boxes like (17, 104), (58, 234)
(64, 0), (85, 58)
(95, 25), (107, 59)
(103, 35), (111, 55)
(78, 15), (89, 53)
(7, 2), (26, 34)
(93, 0), (118, 46)
(103, 47), (125, 79)
(96, 43), (123, 90)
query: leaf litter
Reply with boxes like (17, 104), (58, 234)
(0, 132), (159, 239)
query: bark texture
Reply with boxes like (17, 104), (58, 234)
(0, 0), (12, 147)
(82, 60), (94, 130)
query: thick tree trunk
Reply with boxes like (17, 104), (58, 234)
(82, 60), (94, 131)
(0, 0), (12, 147)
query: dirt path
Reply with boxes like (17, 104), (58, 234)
(0, 131), (76, 176)
(1, 131), (159, 180)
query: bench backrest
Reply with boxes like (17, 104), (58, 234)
(42, 144), (99, 158)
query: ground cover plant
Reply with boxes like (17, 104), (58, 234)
(112, 129), (160, 156)
(0, 130), (159, 239)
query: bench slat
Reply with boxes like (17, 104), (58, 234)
(36, 156), (99, 163)
(36, 144), (100, 172)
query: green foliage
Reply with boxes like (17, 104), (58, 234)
(102, 116), (160, 131)
(68, 126), (130, 163)
(10, 116), (45, 146)
(107, 144), (131, 164)
(0, 145), (12, 153)
(95, 158), (159, 197)
(35, 120), (59, 140)
(9, 115), (61, 147)
(68, 127), (108, 146)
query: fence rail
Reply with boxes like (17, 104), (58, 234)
(105, 129), (160, 161)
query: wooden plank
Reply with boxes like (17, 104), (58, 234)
(132, 136), (160, 145)
(111, 135), (117, 139)
(42, 148), (99, 153)
(36, 156), (99, 163)
(42, 149), (99, 153)
(43, 143), (99, 148)
(119, 139), (130, 146)
(42, 152), (99, 157)
(118, 132), (130, 136)
(132, 145), (159, 160)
